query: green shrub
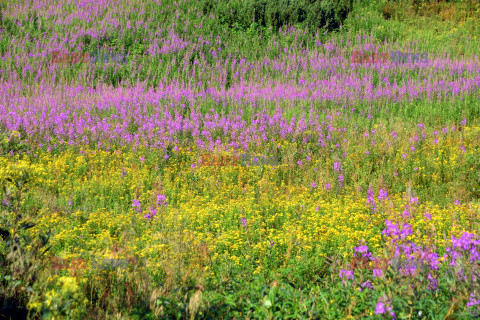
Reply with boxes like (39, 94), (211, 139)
(199, 0), (354, 33)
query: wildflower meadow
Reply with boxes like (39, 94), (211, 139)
(1, 0), (480, 319)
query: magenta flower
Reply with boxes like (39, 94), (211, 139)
(144, 207), (157, 220)
(156, 194), (167, 206)
(338, 174), (344, 187)
(367, 188), (376, 212)
(339, 268), (354, 284)
(334, 162), (341, 172)
(378, 189), (388, 201)
(372, 268), (384, 278)
(375, 295), (395, 318)
(132, 199), (141, 212)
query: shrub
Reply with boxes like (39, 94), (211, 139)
(199, 0), (354, 33)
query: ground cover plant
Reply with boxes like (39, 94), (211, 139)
(1, 0), (480, 319)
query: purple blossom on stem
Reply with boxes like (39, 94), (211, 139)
(339, 268), (354, 284)
(373, 268), (384, 278)
(354, 245), (372, 259)
(334, 162), (341, 172)
(375, 295), (395, 318)
(156, 194), (167, 206)
(378, 189), (388, 201)
(367, 188), (376, 212)
(144, 207), (157, 220)
(241, 217), (247, 228)
(361, 280), (373, 290)
(132, 199), (141, 212)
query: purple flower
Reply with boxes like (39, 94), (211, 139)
(427, 273), (439, 291)
(354, 245), (372, 259)
(334, 162), (341, 172)
(338, 175), (344, 187)
(241, 217), (247, 228)
(367, 188), (376, 212)
(378, 189), (388, 201)
(466, 292), (480, 311)
(382, 220), (413, 242)
(361, 280), (373, 290)
(373, 268), (384, 278)
(311, 182), (317, 188)
(375, 301), (386, 314)
(375, 296), (395, 317)
(325, 182), (331, 190)
(132, 199), (141, 212)
(156, 194), (167, 206)
(354, 245), (369, 253)
(144, 207), (157, 220)
(339, 268), (354, 284)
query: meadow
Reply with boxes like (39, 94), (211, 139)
(1, 0), (480, 319)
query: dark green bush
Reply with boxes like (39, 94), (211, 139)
(199, 0), (354, 33)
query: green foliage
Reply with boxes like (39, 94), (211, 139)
(200, 0), (354, 33)
(0, 168), (52, 319)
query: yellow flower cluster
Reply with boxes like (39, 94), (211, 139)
(3, 126), (478, 283)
